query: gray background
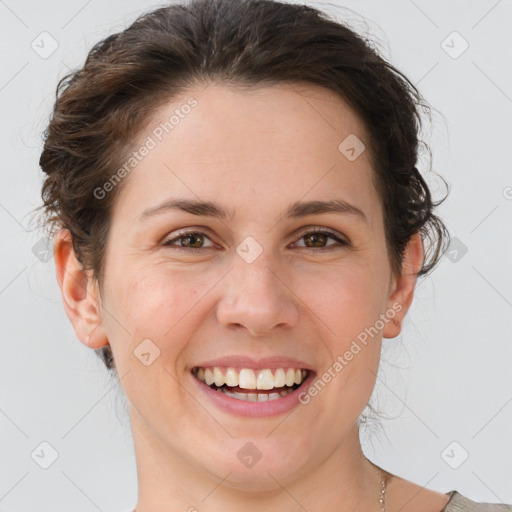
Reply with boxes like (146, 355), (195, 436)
(1, 0), (511, 510)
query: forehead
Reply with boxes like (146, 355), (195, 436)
(113, 81), (378, 225)
(148, 81), (371, 161)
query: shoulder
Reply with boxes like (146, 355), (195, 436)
(385, 475), (512, 512)
(443, 491), (512, 512)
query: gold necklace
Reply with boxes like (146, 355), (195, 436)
(379, 469), (389, 511)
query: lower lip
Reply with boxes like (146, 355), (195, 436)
(191, 371), (316, 418)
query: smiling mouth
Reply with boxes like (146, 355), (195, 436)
(191, 366), (310, 402)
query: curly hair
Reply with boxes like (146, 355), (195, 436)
(35, 0), (450, 373)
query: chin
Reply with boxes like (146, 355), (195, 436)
(198, 438), (310, 489)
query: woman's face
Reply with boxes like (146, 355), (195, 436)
(60, 82), (422, 489)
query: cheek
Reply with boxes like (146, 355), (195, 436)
(301, 262), (388, 345)
(105, 268), (211, 414)
(302, 269), (384, 413)
(127, 269), (207, 339)
(104, 265), (210, 368)
(301, 263), (386, 403)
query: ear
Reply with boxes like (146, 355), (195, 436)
(382, 231), (424, 339)
(53, 228), (109, 349)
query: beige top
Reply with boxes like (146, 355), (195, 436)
(442, 491), (512, 511)
(128, 492), (512, 511)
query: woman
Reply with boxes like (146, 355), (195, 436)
(36, 0), (512, 510)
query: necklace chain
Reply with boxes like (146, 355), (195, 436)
(379, 469), (388, 512)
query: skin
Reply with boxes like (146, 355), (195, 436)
(54, 82), (451, 511)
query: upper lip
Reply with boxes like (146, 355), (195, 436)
(192, 355), (315, 372)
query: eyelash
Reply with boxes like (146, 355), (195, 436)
(162, 227), (349, 254)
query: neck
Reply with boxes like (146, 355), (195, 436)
(129, 407), (385, 512)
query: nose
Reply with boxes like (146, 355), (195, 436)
(216, 257), (299, 337)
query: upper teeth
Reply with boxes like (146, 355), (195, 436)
(193, 367), (308, 390)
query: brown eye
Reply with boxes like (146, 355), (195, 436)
(294, 229), (348, 251)
(303, 231), (329, 248)
(178, 232), (205, 248)
(163, 230), (214, 251)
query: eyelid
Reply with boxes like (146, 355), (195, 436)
(294, 225), (347, 240)
(162, 227), (217, 248)
(291, 226), (349, 249)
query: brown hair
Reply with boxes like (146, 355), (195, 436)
(36, 0), (450, 373)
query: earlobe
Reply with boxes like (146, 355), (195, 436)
(54, 229), (109, 350)
(382, 231), (424, 339)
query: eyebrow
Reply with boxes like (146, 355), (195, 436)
(138, 198), (368, 223)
